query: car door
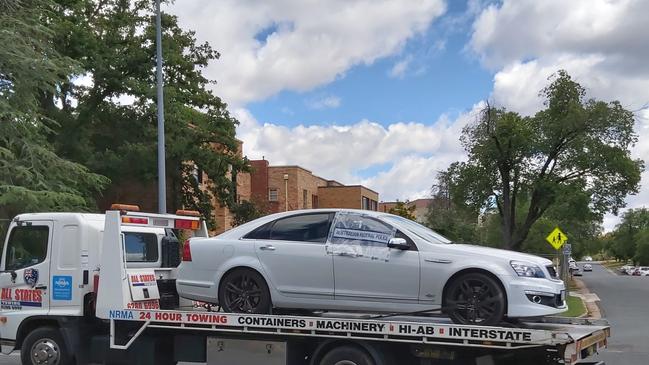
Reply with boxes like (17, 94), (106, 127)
(0, 220), (52, 343)
(330, 212), (420, 303)
(253, 212), (335, 299)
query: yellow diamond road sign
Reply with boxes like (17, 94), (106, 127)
(546, 227), (567, 250)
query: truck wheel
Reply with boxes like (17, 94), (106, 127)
(319, 346), (375, 365)
(219, 268), (271, 314)
(20, 326), (73, 365)
(445, 272), (506, 326)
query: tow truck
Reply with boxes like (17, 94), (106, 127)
(0, 206), (609, 364)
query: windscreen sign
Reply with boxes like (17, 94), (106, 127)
(327, 212), (395, 261)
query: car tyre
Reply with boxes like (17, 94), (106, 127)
(319, 345), (375, 365)
(219, 268), (271, 314)
(444, 272), (506, 326)
(21, 326), (74, 365)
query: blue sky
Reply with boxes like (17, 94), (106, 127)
(247, 1), (492, 128)
(171, 0), (649, 230)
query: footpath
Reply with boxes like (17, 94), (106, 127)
(571, 277), (602, 319)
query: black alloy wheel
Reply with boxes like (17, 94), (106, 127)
(445, 273), (506, 326)
(219, 268), (271, 314)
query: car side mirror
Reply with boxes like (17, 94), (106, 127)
(387, 238), (409, 250)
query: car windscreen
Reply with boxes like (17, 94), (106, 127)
(380, 215), (452, 244)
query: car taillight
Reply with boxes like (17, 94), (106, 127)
(175, 219), (200, 230)
(182, 239), (192, 261)
(122, 216), (149, 225)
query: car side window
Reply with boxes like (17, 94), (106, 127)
(4, 226), (49, 271)
(268, 213), (333, 243)
(243, 221), (272, 240)
(330, 215), (394, 246)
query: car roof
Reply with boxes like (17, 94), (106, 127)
(215, 208), (396, 240)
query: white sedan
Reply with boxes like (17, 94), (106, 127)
(177, 209), (566, 325)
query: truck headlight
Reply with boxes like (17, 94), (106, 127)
(510, 261), (546, 278)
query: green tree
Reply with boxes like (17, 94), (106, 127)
(44, 0), (245, 228)
(609, 208), (649, 261)
(0, 0), (108, 220)
(230, 198), (270, 227)
(634, 229), (649, 265)
(443, 71), (642, 251)
(388, 200), (416, 220)
(425, 170), (479, 242)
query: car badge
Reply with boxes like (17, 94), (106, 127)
(24, 268), (39, 288)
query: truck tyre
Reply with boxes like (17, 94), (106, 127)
(319, 345), (375, 365)
(445, 272), (506, 326)
(219, 268), (271, 314)
(20, 326), (73, 365)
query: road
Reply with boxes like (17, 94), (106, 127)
(580, 262), (649, 364)
(2, 262), (646, 365)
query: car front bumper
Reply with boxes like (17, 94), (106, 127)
(504, 275), (567, 317)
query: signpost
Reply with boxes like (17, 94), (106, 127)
(546, 227), (567, 250)
(546, 227), (569, 281)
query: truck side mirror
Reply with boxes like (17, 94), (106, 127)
(161, 236), (181, 268)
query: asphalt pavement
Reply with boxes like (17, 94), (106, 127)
(580, 262), (649, 365)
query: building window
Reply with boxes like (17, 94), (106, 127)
(303, 189), (308, 209)
(192, 165), (203, 184)
(269, 188), (278, 201)
(362, 196), (370, 210)
(312, 194), (319, 209)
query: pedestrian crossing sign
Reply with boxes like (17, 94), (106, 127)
(546, 227), (567, 250)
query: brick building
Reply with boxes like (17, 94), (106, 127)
(98, 140), (380, 234)
(249, 160), (379, 215)
(378, 198), (433, 222)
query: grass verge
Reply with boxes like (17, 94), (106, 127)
(559, 295), (587, 317)
(601, 261), (626, 271)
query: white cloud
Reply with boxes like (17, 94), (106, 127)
(469, 0), (649, 230)
(169, 0), (446, 107)
(306, 95), (341, 110)
(234, 103), (483, 201)
(388, 55), (413, 79)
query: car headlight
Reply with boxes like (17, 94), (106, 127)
(510, 261), (546, 278)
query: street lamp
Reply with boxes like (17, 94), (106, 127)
(283, 174), (289, 212)
(155, 0), (166, 214)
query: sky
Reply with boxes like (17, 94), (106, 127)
(168, 0), (649, 231)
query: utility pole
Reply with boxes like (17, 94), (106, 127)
(155, 0), (166, 214)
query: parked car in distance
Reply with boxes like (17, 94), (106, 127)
(583, 263), (592, 272)
(572, 267), (583, 276)
(582, 256), (593, 262)
(626, 266), (639, 275)
(177, 209), (567, 326)
(632, 267), (649, 276)
(618, 265), (634, 274)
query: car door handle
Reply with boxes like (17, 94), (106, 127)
(425, 258), (452, 264)
(259, 245), (276, 251)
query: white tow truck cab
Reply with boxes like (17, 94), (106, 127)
(0, 207), (609, 365)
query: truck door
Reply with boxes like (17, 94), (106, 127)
(0, 221), (52, 343)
